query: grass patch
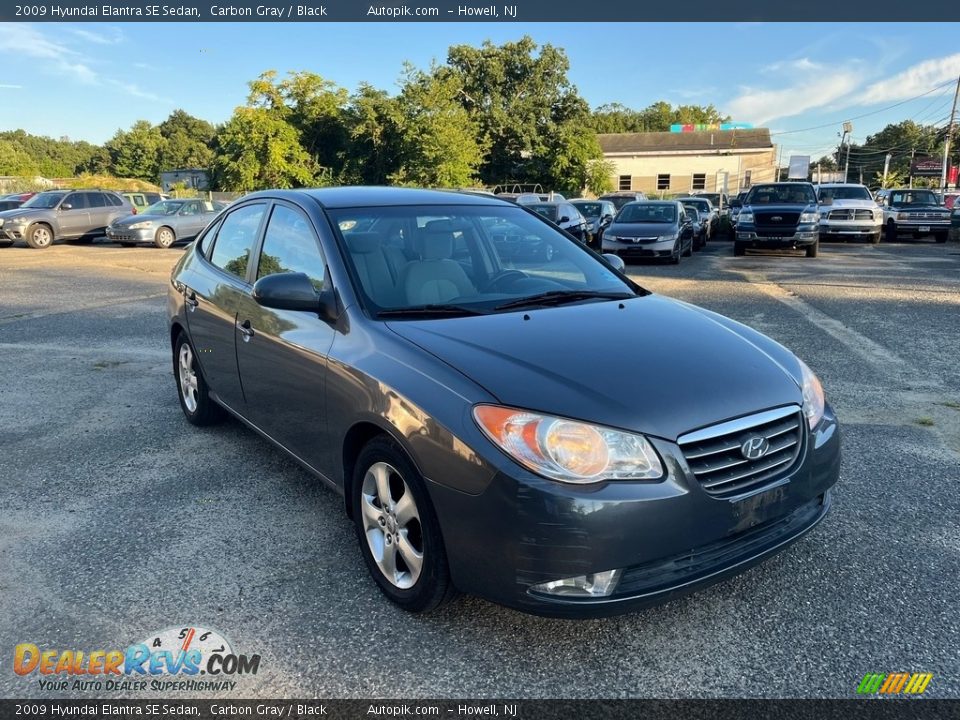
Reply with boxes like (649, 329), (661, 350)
(915, 417), (935, 427)
(937, 400), (960, 411)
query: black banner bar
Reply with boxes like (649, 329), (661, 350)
(1, 700), (959, 720)
(1, 0), (959, 22)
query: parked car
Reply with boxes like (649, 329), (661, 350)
(107, 199), (226, 248)
(942, 192), (959, 210)
(168, 186), (840, 617)
(570, 199), (616, 248)
(879, 188), (951, 243)
(815, 183), (883, 244)
(495, 192), (543, 206)
(0, 189), (133, 248)
(682, 204), (709, 250)
(602, 201), (695, 264)
(525, 202), (590, 244)
(734, 183), (821, 258)
(598, 191), (649, 211)
(728, 194), (746, 228)
(692, 191), (729, 213)
(0, 196), (24, 212)
(677, 196), (718, 236)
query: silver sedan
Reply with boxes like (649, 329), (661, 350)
(107, 199), (226, 248)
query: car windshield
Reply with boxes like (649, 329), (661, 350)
(144, 200), (186, 216)
(890, 190), (939, 206)
(682, 199), (710, 212)
(21, 192), (67, 209)
(818, 186), (872, 201)
(683, 206), (701, 221)
(604, 196), (637, 210)
(327, 204), (640, 316)
(746, 185), (817, 205)
(617, 204), (677, 223)
(572, 202), (602, 218)
(699, 194), (721, 206)
(528, 204), (559, 221)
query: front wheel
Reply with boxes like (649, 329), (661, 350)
(870, 232), (881, 245)
(154, 226), (176, 249)
(935, 232), (948, 244)
(734, 242), (746, 256)
(683, 238), (693, 257)
(885, 221), (897, 243)
(806, 240), (820, 258)
(26, 224), (54, 249)
(352, 437), (455, 613)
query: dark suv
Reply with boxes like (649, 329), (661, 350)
(734, 182), (821, 258)
(0, 189), (133, 249)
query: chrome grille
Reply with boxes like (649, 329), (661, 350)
(828, 209), (874, 220)
(678, 406), (805, 497)
(904, 211), (949, 220)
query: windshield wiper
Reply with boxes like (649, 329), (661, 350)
(377, 304), (488, 318)
(494, 290), (635, 312)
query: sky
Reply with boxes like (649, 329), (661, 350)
(1, 21), (959, 162)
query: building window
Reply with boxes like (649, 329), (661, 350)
(743, 170), (752, 189)
(692, 173), (706, 190)
(618, 175), (631, 191)
(657, 174), (670, 190)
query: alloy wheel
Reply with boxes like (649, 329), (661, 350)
(178, 343), (199, 413)
(360, 462), (424, 589)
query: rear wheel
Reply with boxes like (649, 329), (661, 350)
(734, 242), (746, 256)
(683, 238), (693, 257)
(669, 240), (681, 264)
(352, 437), (455, 613)
(173, 333), (225, 426)
(26, 224), (54, 249)
(806, 240), (820, 258)
(935, 232), (948, 244)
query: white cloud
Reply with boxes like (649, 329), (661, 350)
(857, 53), (960, 105)
(726, 73), (861, 125)
(106, 79), (171, 104)
(0, 83), (23, 89)
(68, 27), (124, 45)
(763, 58), (823, 73)
(0, 24), (97, 84)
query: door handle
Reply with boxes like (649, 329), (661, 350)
(185, 291), (199, 310)
(238, 319), (255, 341)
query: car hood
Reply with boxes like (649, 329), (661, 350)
(745, 203), (817, 213)
(823, 199), (878, 210)
(0, 208), (45, 221)
(386, 295), (804, 441)
(112, 213), (166, 226)
(891, 204), (947, 212)
(606, 221), (678, 238)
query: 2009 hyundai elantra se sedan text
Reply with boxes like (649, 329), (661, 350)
(168, 187), (840, 617)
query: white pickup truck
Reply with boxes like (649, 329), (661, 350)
(878, 188), (951, 243)
(815, 183), (883, 244)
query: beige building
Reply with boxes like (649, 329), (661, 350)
(598, 129), (777, 196)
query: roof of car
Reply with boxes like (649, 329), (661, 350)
(241, 187), (513, 209)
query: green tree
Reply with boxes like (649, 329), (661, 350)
(342, 84), (402, 185)
(588, 101), (729, 134)
(105, 120), (165, 181)
(0, 139), (40, 176)
(212, 107), (316, 191)
(157, 110), (215, 171)
(584, 158), (616, 196)
(445, 36), (594, 187)
(390, 65), (486, 188)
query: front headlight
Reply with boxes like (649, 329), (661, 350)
(604, 234), (618, 242)
(799, 212), (819, 223)
(660, 234), (679, 242)
(11, 216), (28, 225)
(897, 212), (909, 221)
(738, 212), (754, 224)
(473, 405), (664, 484)
(798, 359), (825, 430)
(127, 221), (153, 230)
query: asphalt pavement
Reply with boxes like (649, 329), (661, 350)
(0, 237), (958, 699)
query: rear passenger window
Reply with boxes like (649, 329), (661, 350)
(85, 192), (107, 208)
(105, 193), (123, 207)
(257, 205), (326, 291)
(209, 204), (266, 281)
(65, 193), (88, 210)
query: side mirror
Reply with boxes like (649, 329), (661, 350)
(820, 197), (833, 206)
(602, 253), (625, 272)
(602, 214), (613, 222)
(559, 215), (570, 224)
(253, 272), (338, 321)
(61, 203), (73, 211)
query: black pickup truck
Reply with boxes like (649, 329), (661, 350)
(734, 182), (821, 258)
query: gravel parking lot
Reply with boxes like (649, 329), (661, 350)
(1, 238), (958, 699)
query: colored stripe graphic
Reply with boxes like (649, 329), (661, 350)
(858, 673), (932, 695)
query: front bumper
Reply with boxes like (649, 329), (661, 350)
(0, 224), (28, 240)
(107, 227), (153, 243)
(889, 220), (950, 234)
(736, 227), (819, 248)
(602, 238), (676, 259)
(819, 220), (881, 237)
(429, 405), (841, 617)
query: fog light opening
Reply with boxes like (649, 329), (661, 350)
(530, 569), (622, 598)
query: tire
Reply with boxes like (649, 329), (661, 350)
(25, 224), (54, 249)
(683, 238), (693, 257)
(885, 221), (897, 243)
(669, 241), (680, 264)
(734, 242), (746, 256)
(351, 436), (455, 613)
(119, 242), (137, 248)
(806, 240), (819, 258)
(154, 226), (176, 249)
(0, 240), (13, 248)
(935, 232), (948, 244)
(173, 332), (225, 426)
(870, 232), (881, 245)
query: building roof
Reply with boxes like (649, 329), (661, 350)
(598, 129), (773, 154)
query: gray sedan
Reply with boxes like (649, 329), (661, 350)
(107, 199), (225, 248)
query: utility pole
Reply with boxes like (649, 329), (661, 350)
(882, 153), (892, 188)
(909, 148), (916, 189)
(941, 73), (960, 192)
(776, 145), (783, 182)
(842, 122), (853, 183)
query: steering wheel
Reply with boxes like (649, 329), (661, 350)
(480, 270), (528, 293)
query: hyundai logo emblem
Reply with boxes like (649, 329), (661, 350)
(741, 436), (770, 460)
